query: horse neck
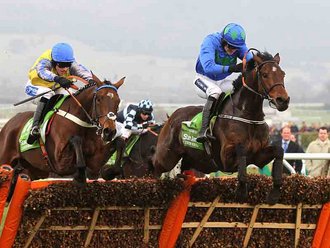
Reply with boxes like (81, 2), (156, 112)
(230, 78), (265, 119)
(64, 88), (95, 118)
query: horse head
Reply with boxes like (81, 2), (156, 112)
(92, 75), (125, 142)
(244, 50), (290, 111)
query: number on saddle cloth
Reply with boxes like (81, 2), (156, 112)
(19, 95), (68, 152)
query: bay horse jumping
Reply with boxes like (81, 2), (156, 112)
(152, 50), (290, 204)
(0, 75), (125, 184)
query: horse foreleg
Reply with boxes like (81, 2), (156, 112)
(267, 146), (283, 205)
(70, 136), (86, 185)
(235, 144), (248, 202)
(252, 145), (284, 204)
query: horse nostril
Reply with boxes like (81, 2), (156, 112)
(103, 128), (110, 137)
(276, 97), (289, 105)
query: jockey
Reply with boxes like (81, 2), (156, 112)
(194, 23), (253, 142)
(115, 99), (156, 141)
(25, 42), (95, 144)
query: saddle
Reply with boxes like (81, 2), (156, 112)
(180, 92), (228, 150)
(19, 95), (67, 152)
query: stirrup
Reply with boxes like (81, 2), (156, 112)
(30, 126), (40, 136)
(26, 127), (40, 145)
(196, 129), (208, 143)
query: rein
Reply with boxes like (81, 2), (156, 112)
(63, 80), (118, 134)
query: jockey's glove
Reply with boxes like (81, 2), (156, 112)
(142, 122), (149, 128)
(228, 63), (243, 73)
(54, 76), (72, 89)
(88, 79), (97, 85)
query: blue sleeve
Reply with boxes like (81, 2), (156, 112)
(36, 59), (57, 81)
(69, 62), (93, 81)
(238, 45), (253, 62)
(199, 35), (230, 76)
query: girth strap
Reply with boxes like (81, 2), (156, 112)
(218, 114), (266, 125)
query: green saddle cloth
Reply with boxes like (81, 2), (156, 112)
(180, 92), (231, 150)
(181, 113), (217, 150)
(19, 96), (68, 152)
(107, 135), (140, 167)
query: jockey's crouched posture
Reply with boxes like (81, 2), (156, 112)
(25, 42), (96, 144)
(194, 23), (253, 142)
(114, 99), (156, 141)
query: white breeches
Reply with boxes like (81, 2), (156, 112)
(194, 74), (234, 99)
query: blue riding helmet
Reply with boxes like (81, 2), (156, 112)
(51, 43), (75, 62)
(222, 23), (246, 48)
(138, 99), (153, 113)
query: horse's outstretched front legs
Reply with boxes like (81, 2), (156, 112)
(253, 145), (284, 204)
(235, 144), (248, 202)
(70, 136), (86, 185)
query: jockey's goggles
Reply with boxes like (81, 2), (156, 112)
(56, 62), (72, 68)
(223, 41), (238, 50)
(141, 111), (151, 115)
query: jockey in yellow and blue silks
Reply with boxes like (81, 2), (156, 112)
(25, 42), (95, 144)
(194, 23), (253, 142)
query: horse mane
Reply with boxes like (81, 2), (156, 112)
(246, 50), (274, 70)
(233, 50), (274, 93)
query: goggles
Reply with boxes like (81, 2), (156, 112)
(141, 111), (151, 115)
(56, 62), (72, 68)
(223, 41), (238, 50)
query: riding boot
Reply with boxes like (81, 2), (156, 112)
(196, 96), (216, 143)
(27, 97), (48, 145)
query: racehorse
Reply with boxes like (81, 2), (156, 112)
(0, 75), (125, 184)
(101, 124), (163, 179)
(152, 50), (290, 204)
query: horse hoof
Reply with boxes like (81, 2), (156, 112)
(266, 189), (281, 205)
(73, 179), (86, 188)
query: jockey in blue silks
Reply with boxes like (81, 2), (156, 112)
(194, 23), (253, 142)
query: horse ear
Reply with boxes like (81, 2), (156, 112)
(273, 53), (280, 64)
(112, 77), (125, 89)
(92, 73), (103, 86)
(253, 54), (263, 65)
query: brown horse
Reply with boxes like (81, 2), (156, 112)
(0, 75), (125, 184)
(101, 124), (163, 179)
(152, 50), (290, 204)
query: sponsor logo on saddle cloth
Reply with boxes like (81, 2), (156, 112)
(106, 135), (140, 167)
(19, 96), (68, 152)
(181, 113), (217, 150)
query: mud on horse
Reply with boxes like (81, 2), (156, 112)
(0, 75), (125, 185)
(152, 49), (290, 204)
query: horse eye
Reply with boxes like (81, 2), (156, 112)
(262, 73), (268, 78)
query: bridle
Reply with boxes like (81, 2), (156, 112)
(91, 84), (118, 135)
(242, 48), (285, 103)
(66, 79), (118, 135)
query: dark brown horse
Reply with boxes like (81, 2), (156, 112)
(152, 50), (290, 204)
(101, 124), (163, 179)
(0, 75), (125, 184)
